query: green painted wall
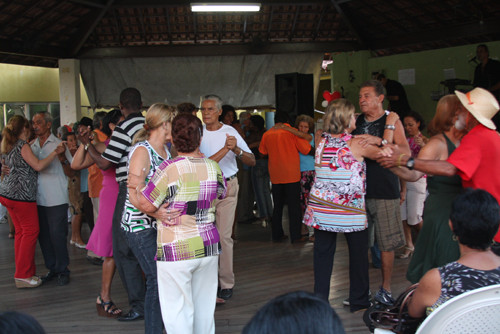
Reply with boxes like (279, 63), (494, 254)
(0, 63), (90, 106)
(330, 41), (500, 124)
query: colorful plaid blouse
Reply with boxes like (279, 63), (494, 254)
(141, 156), (227, 262)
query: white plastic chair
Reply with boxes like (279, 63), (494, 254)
(374, 284), (500, 334)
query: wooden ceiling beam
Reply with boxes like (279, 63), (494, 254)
(329, 0), (365, 48)
(70, 0), (115, 56)
(78, 41), (360, 58)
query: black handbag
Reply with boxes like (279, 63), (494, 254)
(363, 284), (424, 334)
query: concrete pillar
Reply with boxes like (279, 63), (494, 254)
(58, 59), (81, 126)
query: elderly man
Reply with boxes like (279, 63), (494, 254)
(351, 80), (410, 306)
(378, 87), (500, 256)
(31, 111), (72, 286)
(199, 95), (255, 302)
(258, 111), (311, 244)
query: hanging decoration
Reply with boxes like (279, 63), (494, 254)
(321, 90), (342, 108)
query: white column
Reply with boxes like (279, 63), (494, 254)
(58, 59), (81, 126)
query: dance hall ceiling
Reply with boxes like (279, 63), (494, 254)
(0, 0), (499, 68)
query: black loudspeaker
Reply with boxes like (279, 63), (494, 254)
(275, 72), (314, 124)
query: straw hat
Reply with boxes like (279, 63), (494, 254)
(455, 88), (499, 130)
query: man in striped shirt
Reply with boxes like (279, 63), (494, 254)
(84, 88), (146, 322)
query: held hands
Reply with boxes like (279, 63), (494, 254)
(225, 133), (237, 151)
(376, 144), (406, 168)
(77, 126), (92, 145)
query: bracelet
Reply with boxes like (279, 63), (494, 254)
(381, 139), (388, 146)
(84, 143), (90, 151)
(385, 124), (396, 130)
(397, 154), (407, 168)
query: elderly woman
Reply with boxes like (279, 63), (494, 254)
(408, 188), (500, 318)
(134, 113), (227, 334)
(386, 95), (466, 283)
(0, 115), (64, 288)
(303, 99), (390, 312)
(122, 103), (177, 333)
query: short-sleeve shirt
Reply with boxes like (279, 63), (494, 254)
(199, 123), (251, 178)
(447, 124), (500, 242)
(0, 140), (38, 202)
(141, 156), (227, 262)
(121, 141), (170, 232)
(102, 113), (145, 182)
(31, 133), (69, 206)
(259, 124), (311, 184)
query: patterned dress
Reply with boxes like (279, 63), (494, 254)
(426, 261), (500, 315)
(303, 132), (367, 232)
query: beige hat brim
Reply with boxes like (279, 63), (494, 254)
(455, 90), (497, 130)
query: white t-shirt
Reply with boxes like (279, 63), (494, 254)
(200, 123), (251, 178)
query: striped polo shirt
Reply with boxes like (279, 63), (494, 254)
(102, 112), (145, 182)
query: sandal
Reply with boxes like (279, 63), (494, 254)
(398, 246), (415, 259)
(96, 295), (122, 318)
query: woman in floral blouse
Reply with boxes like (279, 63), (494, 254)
(303, 99), (389, 312)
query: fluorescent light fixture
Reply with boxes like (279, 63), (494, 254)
(191, 3), (261, 12)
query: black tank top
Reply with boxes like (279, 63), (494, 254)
(352, 112), (400, 199)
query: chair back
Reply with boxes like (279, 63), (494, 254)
(415, 284), (500, 334)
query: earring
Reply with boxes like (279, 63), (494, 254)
(452, 234), (458, 241)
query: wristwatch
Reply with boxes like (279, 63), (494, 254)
(380, 139), (388, 146)
(406, 157), (415, 170)
(84, 143), (90, 151)
(385, 124), (396, 130)
(238, 148), (244, 158)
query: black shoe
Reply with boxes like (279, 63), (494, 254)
(219, 288), (233, 300)
(56, 273), (70, 286)
(117, 310), (144, 322)
(86, 256), (104, 265)
(272, 235), (288, 243)
(41, 271), (56, 283)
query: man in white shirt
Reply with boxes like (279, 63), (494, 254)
(199, 95), (255, 301)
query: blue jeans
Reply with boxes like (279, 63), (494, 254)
(124, 228), (163, 334)
(250, 159), (273, 218)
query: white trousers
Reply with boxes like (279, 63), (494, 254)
(157, 256), (218, 334)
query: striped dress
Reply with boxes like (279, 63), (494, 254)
(303, 132), (367, 233)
